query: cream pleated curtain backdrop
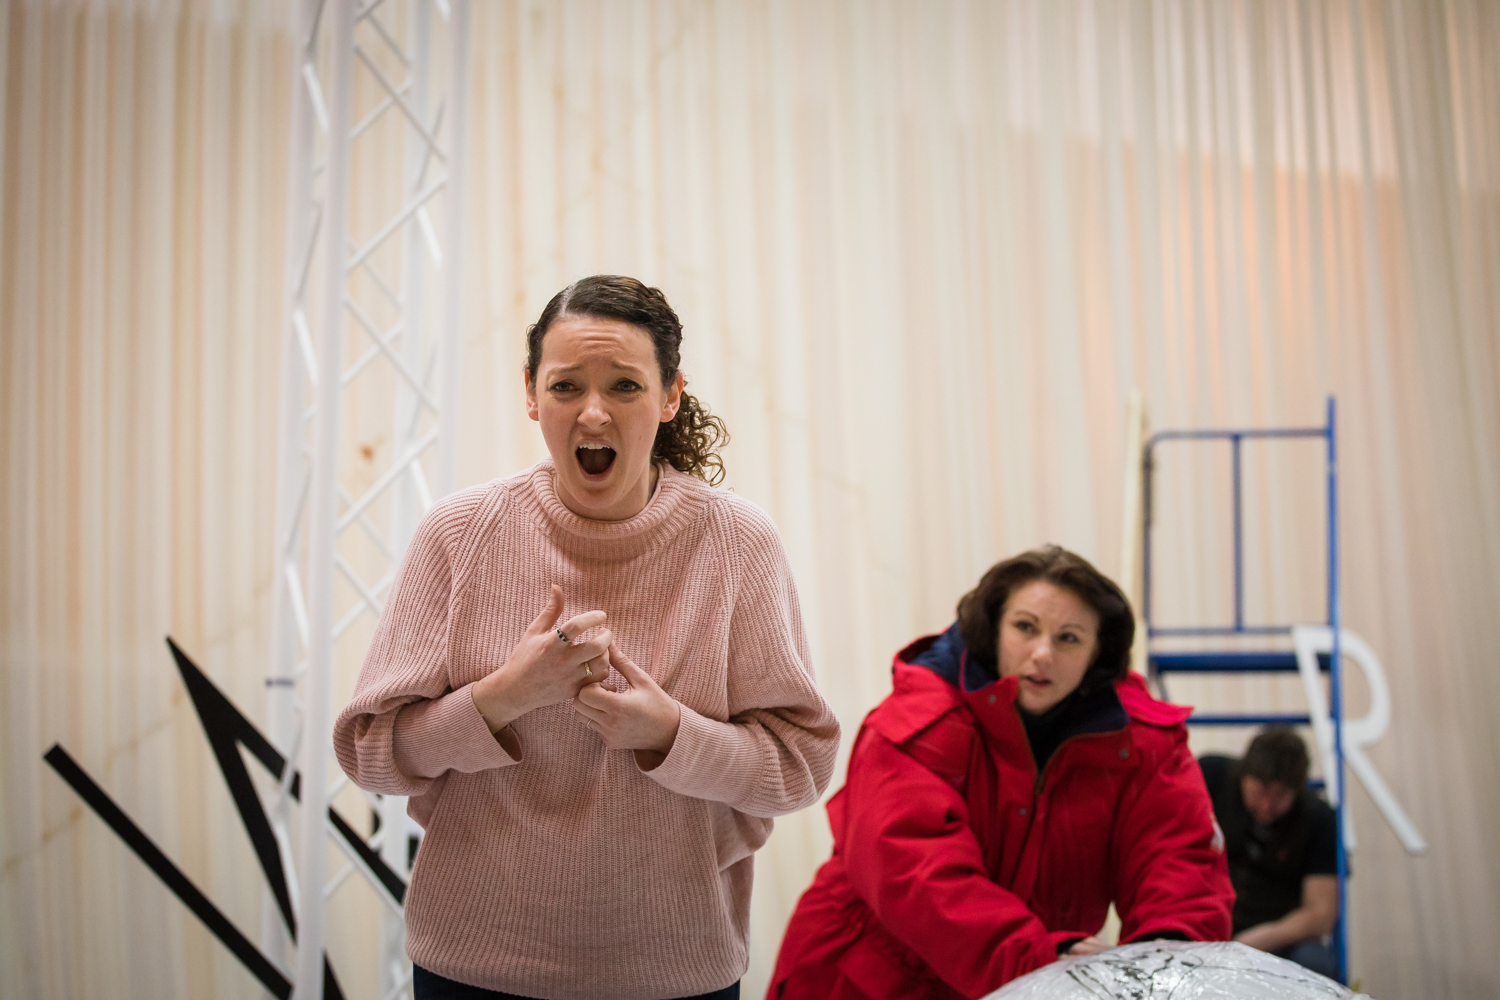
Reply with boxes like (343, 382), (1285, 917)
(2, 2), (300, 999)
(4, 2), (1498, 999)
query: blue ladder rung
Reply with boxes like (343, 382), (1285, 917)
(1188, 713), (1312, 726)
(1152, 651), (1331, 673)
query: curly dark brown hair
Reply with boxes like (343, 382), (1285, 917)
(525, 275), (730, 486)
(956, 545), (1135, 694)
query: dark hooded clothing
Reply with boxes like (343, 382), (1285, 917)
(768, 625), (1233, 1000)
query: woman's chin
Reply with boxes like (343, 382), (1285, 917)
(1017, 688), (1063, 714)
(555, 460), (650, 520)
(560, 470), (619, 504)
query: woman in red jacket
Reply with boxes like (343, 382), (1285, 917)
(769, 546), (1233, 1000)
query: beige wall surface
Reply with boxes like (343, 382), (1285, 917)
(3, 2), (1498, 999)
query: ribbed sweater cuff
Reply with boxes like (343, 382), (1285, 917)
(392, 682), (522, 779)
(643, 704), (755, 803)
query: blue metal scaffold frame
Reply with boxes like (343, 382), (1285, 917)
(1142, 396), (1349, 983)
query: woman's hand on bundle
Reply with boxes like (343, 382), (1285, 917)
(472, 585), (612, 734)
(1066, 936), (1111, 956)
(572, 642), (682, 767)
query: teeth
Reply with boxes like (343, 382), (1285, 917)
(578, 442), (612, 450)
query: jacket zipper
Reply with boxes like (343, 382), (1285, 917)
(1020, 706), (1126, 795)
(1017, 725), (1127, 852)
(993, 692), (1135, 900)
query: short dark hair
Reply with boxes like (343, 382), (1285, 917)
(1243, 727), (1311, 789)
(525, 275), (730, 485)
(955, 545), (1135, 693)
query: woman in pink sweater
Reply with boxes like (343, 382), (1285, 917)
(333, 275), (841, 1000)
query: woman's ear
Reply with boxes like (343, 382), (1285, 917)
(523, 366), (540, 422)
(659, 370), (685, 423)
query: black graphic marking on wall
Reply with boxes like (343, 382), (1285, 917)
(42, 637), (412, 998)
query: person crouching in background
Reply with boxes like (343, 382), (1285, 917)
(768, 545), (1233, 1000)
(1199, 728), (1340, 980)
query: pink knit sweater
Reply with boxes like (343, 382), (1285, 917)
(333, 461), (840, 999)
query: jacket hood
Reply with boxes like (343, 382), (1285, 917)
(902, 622), (994, 692)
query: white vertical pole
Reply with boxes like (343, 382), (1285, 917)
(265, 0), (318, 982)
(268, 3), (469, 995)
(379, 2), (435, 993)
(1120, 388), (1149, 675)
(294, 1), (355, 997)
(393, 0), (433, 541)
(437, 0), (470, 498)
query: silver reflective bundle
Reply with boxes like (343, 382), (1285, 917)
(984, 941), (1374, 1000)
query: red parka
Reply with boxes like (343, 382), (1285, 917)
(769, 631), (1233, 1000)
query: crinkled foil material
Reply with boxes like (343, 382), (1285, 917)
(983, 941), (1374, 1000)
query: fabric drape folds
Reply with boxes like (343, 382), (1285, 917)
(3, 2), (1497, 999)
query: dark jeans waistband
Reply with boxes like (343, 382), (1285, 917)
(412, 964), (740, 1000)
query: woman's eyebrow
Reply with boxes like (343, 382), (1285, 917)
(546, 362), (649, 377)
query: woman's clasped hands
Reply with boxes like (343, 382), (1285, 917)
(573, 642), (681, 766)
(472, 585), (681, 765)
(472, 584), (612, 733)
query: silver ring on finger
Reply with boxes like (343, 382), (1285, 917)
(555, 628), (569, 643)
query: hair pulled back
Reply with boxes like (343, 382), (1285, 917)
(956, 544), (1135, 694)
(525, 275), (730, 486)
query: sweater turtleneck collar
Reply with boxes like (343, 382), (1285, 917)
(518, 459), (702, 561)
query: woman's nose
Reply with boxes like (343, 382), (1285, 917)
(578, 392), (609, 427)
(1030, 638), (1052, 665)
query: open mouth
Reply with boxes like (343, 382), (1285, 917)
(576, 442), (617, 477)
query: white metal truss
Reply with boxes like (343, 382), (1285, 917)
(267, 2), (471, 998)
